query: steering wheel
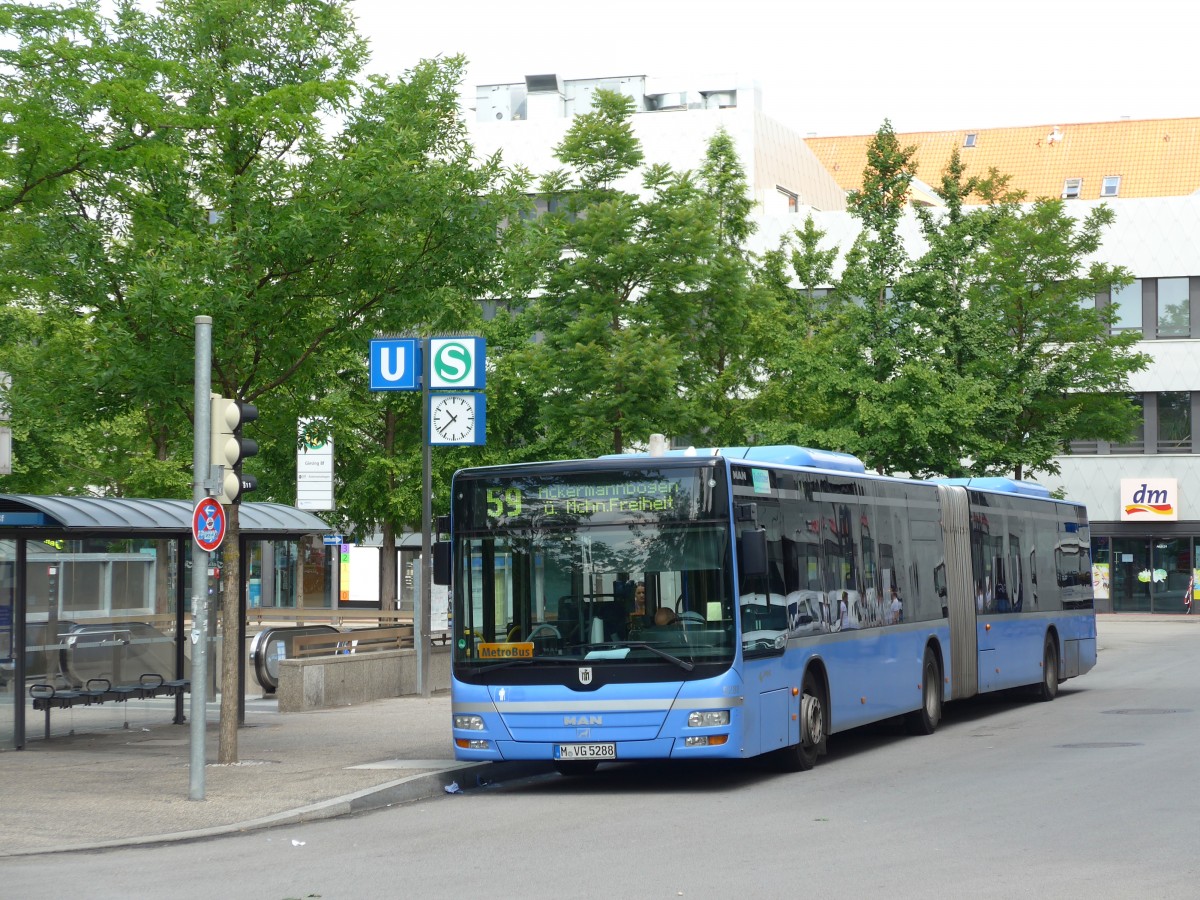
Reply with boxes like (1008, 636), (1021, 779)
(527, 624), (561, 640)
(678, 611), (705, 627)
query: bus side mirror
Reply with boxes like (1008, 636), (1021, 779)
(739, 529), (767, 580)
(433, 541), (450, 586)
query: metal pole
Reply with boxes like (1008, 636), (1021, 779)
(13, 538), (26, 748)
(189, 315), (211, 800)
(419, 338), (432, 696)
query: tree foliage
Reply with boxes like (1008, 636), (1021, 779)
(748, 122), (1145, 480)
(0, 0), (526, 759)
(521, 90), (722, 456)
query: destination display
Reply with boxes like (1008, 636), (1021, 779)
(459, 466), (726, 531)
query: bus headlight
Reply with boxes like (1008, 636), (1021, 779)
(688, 710), (730, 728)
(454, 714), (485, 730)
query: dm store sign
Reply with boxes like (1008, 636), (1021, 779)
(1120, 478), (1179, 522)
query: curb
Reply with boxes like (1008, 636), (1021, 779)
(0, 760), (554, 858)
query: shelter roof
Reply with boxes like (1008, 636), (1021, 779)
(0, 495), (329, 535)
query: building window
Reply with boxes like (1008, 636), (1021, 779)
(1101, 175), (1121, 197)
(1157, 392), (1191, 452)
(1062, 178), (1083, 199)
(1111, 394), (1145, 454)
(963, 133), (977, 148)
(777, 186), (799, 213)
(1110, 280), (1143, 333)
(1157, 277), (1190, 338)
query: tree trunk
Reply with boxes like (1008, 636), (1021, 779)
(218, 503), (241, 764)
(381, 520), (398, 612)
(380, 407), (398, 611)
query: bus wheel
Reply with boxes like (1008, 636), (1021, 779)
(1034, 635), (1060, 702)
(906, 651), (942, 735)
(554, 760), (599, 777)
(779, 671), (826, 771)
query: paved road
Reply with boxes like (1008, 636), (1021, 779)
(2, 617), (1197, 899)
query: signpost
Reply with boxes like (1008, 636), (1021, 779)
(190, 316), (212, 801)
(297, 417), (334, 511)
(369, 338), (420, 391)
(369, 334), (486, 696)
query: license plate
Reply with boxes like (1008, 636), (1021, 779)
(555, 742), (616, 760)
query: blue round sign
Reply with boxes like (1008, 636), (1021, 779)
(192, 498), (226, 552)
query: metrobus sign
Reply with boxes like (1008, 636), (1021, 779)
(1120, 478), (1179, 521)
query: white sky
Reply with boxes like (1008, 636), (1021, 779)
(349, 0), (1195, 136)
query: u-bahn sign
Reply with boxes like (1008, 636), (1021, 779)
(192, 498), (226, 552)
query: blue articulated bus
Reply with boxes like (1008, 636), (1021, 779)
(441, 445), (1096, 774)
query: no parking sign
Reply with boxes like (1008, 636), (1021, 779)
(192, 498), (226, 552)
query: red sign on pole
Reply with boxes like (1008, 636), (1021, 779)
(192, 498), (226, 552)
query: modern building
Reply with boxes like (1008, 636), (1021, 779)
(468, 72), (848, 214)
(466, 76), (1200, 614)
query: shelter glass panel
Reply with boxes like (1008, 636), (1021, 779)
(18, 537), (193, 742)
(1, 540), (14, 747)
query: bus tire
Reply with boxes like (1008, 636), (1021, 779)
(1034, 635), (1060, 702)
(779, 670), (826, 771)
(554, 760), (599, 777)
(906, 651), (942, 735)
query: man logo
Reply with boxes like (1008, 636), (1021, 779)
(578, 667), (593, 685)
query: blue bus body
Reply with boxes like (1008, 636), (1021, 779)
(446, 447), (1096, 770)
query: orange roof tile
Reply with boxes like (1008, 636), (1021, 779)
(805, 118), (1200, 203)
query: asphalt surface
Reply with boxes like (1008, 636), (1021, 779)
(0, 690), (547, 858)
(1, 613), (1187, 858)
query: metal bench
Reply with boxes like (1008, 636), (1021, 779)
(28, 673), (191, 740)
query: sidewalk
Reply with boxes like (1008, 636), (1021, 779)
(0, 692), (547, 858)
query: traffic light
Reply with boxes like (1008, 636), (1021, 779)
(210, 394), (258, 504)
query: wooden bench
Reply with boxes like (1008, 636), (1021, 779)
(289, 625), (414, 659)
(28, 674), (190, 740)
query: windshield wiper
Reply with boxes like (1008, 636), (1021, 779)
(473, 655), (582, 673)
(473, 657), (535, 673)
(575, 641), (695, 672)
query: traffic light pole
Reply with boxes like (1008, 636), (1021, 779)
(190, 316), (211, 800)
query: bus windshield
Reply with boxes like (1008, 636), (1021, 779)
(451, 465), (736, 672)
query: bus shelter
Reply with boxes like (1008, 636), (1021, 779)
(0, 494), (331, 749)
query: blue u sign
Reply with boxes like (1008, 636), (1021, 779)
(369, 338), (420, 391)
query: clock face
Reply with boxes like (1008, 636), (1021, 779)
(431, 394), (476, 443)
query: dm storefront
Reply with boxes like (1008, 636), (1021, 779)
(1088, 477), (1197, 614)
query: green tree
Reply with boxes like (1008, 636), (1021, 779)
(523, 90), (718, 456)
(811, 120), (944, 474)
(955, 199), (1147, 479)
(0, 0), (524, 759)
(749, 214), (844, 447)
(678, 129), (777, 446)
(901, 151), (1146, 479)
